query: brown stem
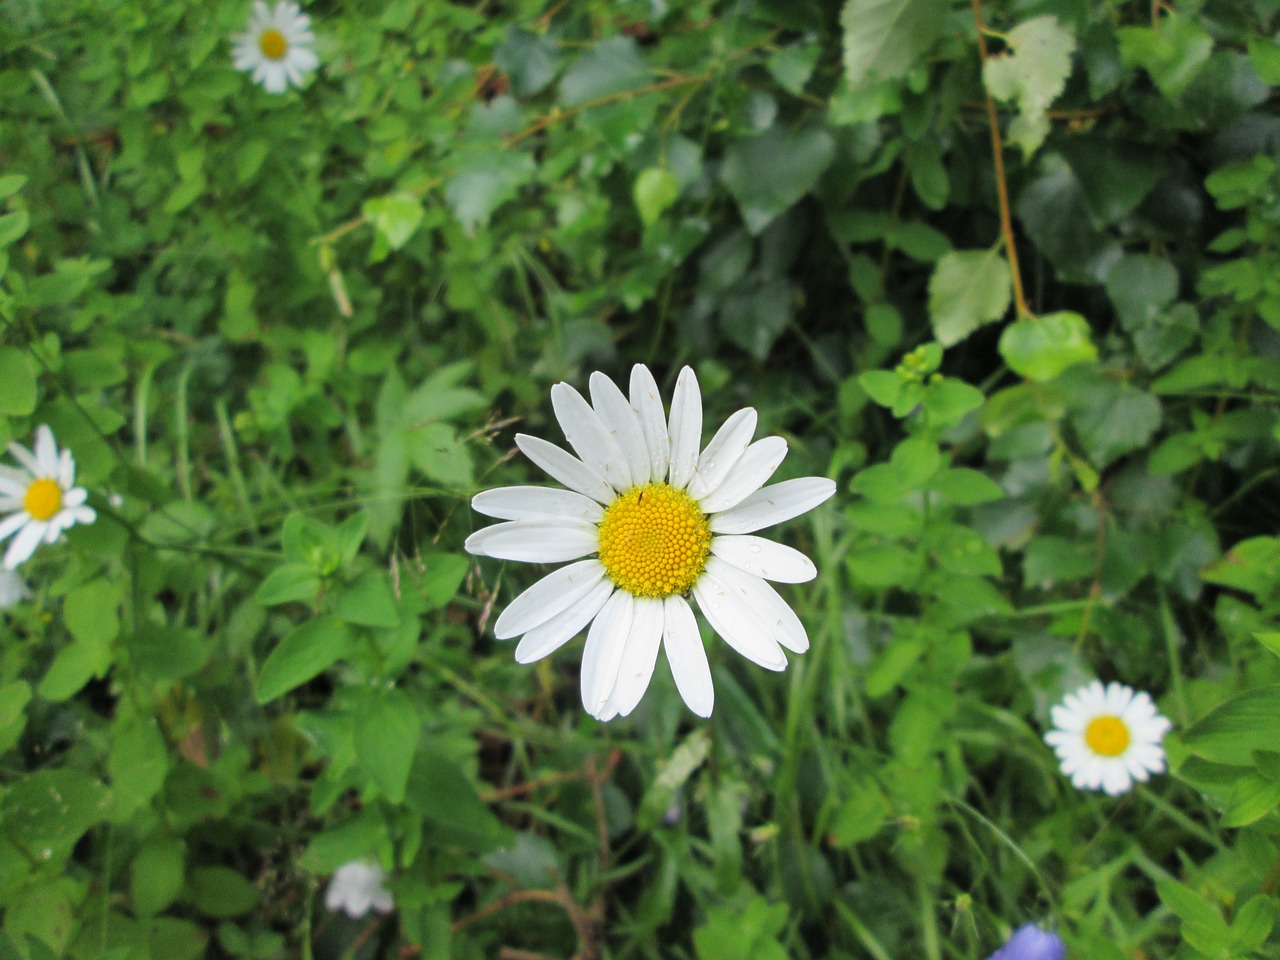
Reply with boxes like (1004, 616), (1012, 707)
(971, 0), (1034, 320)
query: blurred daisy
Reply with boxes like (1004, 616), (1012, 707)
(466, 364), (835, 720)
(324, 860), (393, 918)
(0, 426), (95, 570)
(1045, 680), (1170, 796)
(987, 924), (1066, 960)
(0, 569), (29, 608)
(232, 1), (318, 94)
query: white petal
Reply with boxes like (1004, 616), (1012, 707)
(630, 365), (670, 484)
(1101, 763), (1133, 796)
(696, 437), (788, 513)
(472, 486), (603, 523)
(33, 426), (58, 477)
(4, 520), (45, 569)
(7, 442), (38, 475)
(464, 519), (598, 563)
(687, 407), (757, 500)
(0, 467), (29, 496)
(706, 556), (809, 653)
(711, 535), (816, 583)
(0, 497), (19, 512)
(611, 597), (664, 718)
(290, 46), (319, 71)
(666, 366), (702, 489)
(580, 591), (635, 718)
(590, 372), (651, 486)
(708, 477), (836, 534)
(0, 511), (27, 543)
(550, 383), (632, 492)
(67, 505), (96, 525)
(58, 449), (75, 488)
(663, 596), (713, 716)
(62, 487), (87, 508)
(494, 560), (606, 639)
(514, 580), (614, 664)
(691, 567), (786, 671)
(515, 434), (615, 504)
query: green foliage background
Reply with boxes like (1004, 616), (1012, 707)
(3, 0), (1280, 957)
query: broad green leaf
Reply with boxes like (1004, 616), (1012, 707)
(930, 468), (1004, 506)
(1230, 896), (1276, 953)
(353, 687), (419, 804)
(1201, 537), (1280, 601)
(495, 27), (560, 97)
(335, 569), (399, 628)
(362, 192), (424, 252)
(65, 578), (121, 647)
(982, 16), (1076, 157)
(1104, 253), (1178, 329)
(998, 312), (1097, 381)
(1117, 17), (1213, 100)
(634, 167), (680, 227)
(4, 878), (83, 956)
(299, 813), (389, 873)
(413, 552), (469, 610)
(132, 840), (186, 917)
(1156, 877), (1230, 956)
(559, 36), (649, 106)
(1182, 684), (1280, 766)
(1221, 772), (1280, 828)
(185, 867), (257, 918)
(445, 151), (535, 232)
(928, 250), (1012, 346)
(0, 210), (29, 248)
(0, 769), (110, 861)
(0, 347), (37, 415)
(1071, 384), (1162, 467)
(1247, 38), (1280, 84)
(406, 421), (474, 487)
(840, 0), (943, 90)
(0, 680), (30, 753)
(255, 564), (321, 606)
(0, 174), (27, 199)
(109, 717), (169, 817)
(720, 126), (835, 234)
(406, 745), (505, 850)
(255, 617), (354, 703)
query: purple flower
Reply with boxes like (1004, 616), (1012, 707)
(988, 924), (1066, 960)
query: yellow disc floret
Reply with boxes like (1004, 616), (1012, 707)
(597, 483), (712, 598)
(23, 478), (62, 522)
(259, 28), (288, 60)
(1084, 715), (1130, 757)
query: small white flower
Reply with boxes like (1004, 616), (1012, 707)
(466, 364), (835, 720)
(0, 569), (30, 607)
(324, 860), (394, 919)
(0, 425), (96, 570)
(1044, 680), (1171, 796)
(231, 1), (318, 94)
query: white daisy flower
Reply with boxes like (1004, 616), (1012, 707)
(231, 1), (319, 94)
(466, 364), (835, 721)
(0, 425), (96, 570)
(1044, 680), (1171, 796)
(0, 569), (29, 608)
(324, 859), (394, 919)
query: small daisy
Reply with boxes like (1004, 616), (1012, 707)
(1044, 680), (1171, 796)
(987, 924), (1066, 960)
(231, 1), (318, 94)
(466, 364), (835, 720)
(324, 860), (394, 919)
(0, 425), (95, 570)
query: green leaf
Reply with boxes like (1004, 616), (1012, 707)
(1104, 253), (1178, 329)
(299, 814), (389, 873)
(406, 745), (505, 850)
(255, 564), (321, 606)
(413, 552), (469, 610)
(335, 570), (400, 628)
(840, 0), (943, 90)
(1117, 17), (1213, 101)
(109, 717), (169, 817)
(353, 687), (420, 804)
(0, 769), (110, 861)
(1230, 895), (1276, 953)
(998, 312), (1097, 381)
(0, 680), (31, 753)
(0, 174), (27, 199)
(720, 125), (835, 234)
(362, 192), (425, 252)
(495, 27), (560, 97)
(930, 468), (1004, 506)
(634, 167), (680, 227)
(1182, 685), (1280, 766)
(559, 36), (649, 106)
(445, 151), (536, 232)
(1157, 877), (1230, 956)
(0, 347), (36, 415)
(0, 210), (30, 248)
(1071, 384), (1162, 467)
(407, 421), (474, 487)
(1247, 37), (1280, 85)
(982, 16), (1076, 157)
(41, 579), (120, 701)
(255, 617), (355, 703)
(1201, 537), (1280, 601)
(928, 250), (1012, 346)
(132, 840), (186, 917)
(185, 866), (257, 918)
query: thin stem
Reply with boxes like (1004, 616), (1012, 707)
(970, 0), (1033, 320)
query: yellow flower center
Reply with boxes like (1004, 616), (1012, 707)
(597, 483), (712, 599)
(23, 478), (63, 522)
(1084, 715), (1131, 757)
(259, 28), (288, 60)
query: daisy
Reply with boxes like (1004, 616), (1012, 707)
(324, 859), (394, 919)
(231, 1), (318, 94)
(466, 364), (835, 720)
(1044, 680), (1171, 796)
(0, 425), (95, 570)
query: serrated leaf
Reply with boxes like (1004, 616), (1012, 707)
(998, 312), (1097, 381)
(840, 0), (943, 90)
(982, 16), (1075, 157)
(928, 250), (1011, 346)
